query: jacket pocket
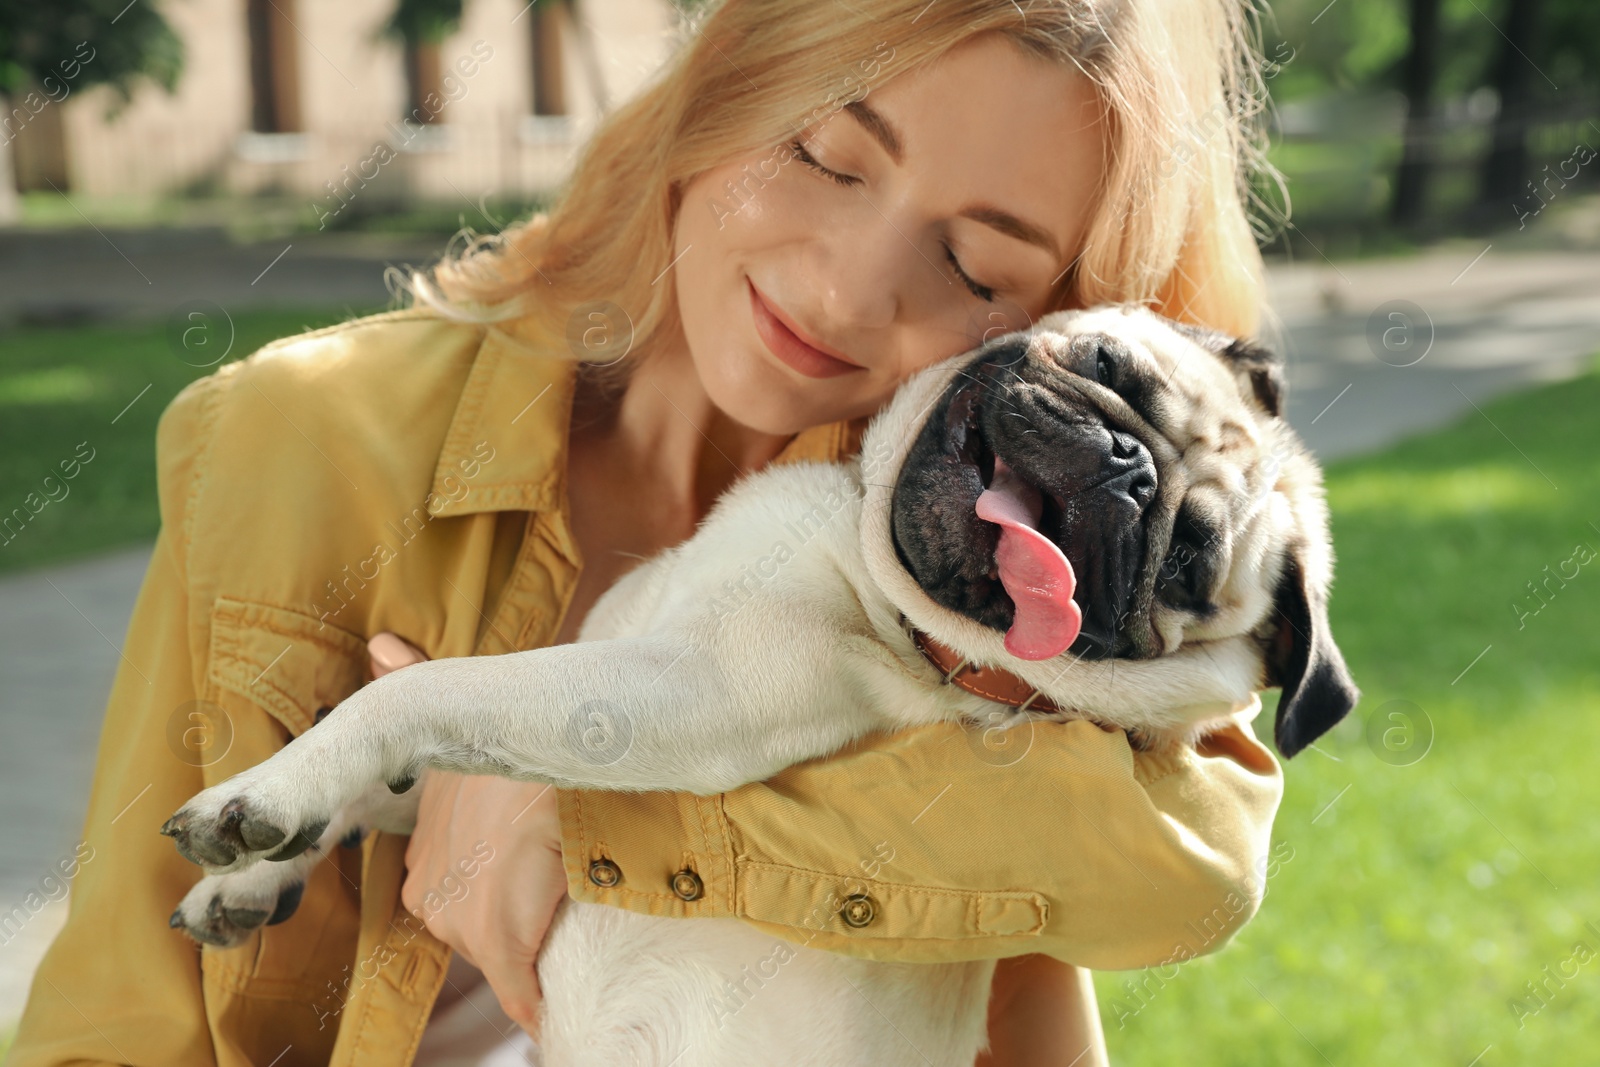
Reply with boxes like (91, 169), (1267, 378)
(197, 597), (370, 1051)
(208, 596), (369, 740)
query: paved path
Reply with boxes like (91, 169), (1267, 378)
(0, 546), (154, 1018)
(1268, 245), (1600, 459)
(0, 228), (442, 327)
(1, 244), (1598, 1024)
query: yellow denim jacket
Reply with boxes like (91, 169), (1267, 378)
(7, 307), (1283, 1067)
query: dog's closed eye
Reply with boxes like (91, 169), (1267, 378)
(1155, 503), (1221, 614)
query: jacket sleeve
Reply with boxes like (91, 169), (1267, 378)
(5, 376), (225, 1067)
(555, 702), (1283, 969)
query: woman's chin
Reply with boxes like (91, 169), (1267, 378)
(704, 346), (846, 437)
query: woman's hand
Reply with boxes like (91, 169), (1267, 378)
(369, 633), (570, 1038)
(977, 954), (1109, 1067)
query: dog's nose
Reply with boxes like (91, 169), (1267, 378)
(983, 335), (1033, 366)
(1110, 429), (1141, 461)
(1105, 429), (1157, 508)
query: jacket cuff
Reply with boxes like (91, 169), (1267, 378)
(555, 786), (738, 917)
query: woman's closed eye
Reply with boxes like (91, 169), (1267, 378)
(790, 136), (1000, 304)
(939, 240), (996, 302)
(790, 137), (859, 188)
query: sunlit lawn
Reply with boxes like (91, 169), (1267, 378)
(0, 308), (381, 574)
(1097, 359), (1600, 1063)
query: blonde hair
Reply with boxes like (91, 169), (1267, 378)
(409, 0), (1276, 373)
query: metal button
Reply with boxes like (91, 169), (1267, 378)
(840, 893), (877, 928)
(670, 869), (704, 901)
(587, 858), (621, 888)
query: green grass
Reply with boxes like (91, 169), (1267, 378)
(0, 308), (384, 574)
(1096, 357), (1600, 1063)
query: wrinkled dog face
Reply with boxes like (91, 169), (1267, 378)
(861, 305), (1358, 757)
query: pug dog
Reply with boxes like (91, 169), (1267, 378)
(162, 305), (1358, 1067)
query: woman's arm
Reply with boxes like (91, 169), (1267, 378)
(554, 704), (1283, 968)
(404, 700), (1278, 1044)
(7, 378), (226, 1066)
(5, 527), (219, 1067)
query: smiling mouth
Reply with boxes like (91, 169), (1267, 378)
(747, 277), (864, 380)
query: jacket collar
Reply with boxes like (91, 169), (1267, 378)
(428, 324), (870, 519)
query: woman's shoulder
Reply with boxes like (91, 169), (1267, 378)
(157, 305), (558, 460)
(199, 305), (492, 408)
(151, 305), (574, 573)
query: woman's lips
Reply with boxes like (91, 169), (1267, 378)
(747, 277), (864, 380)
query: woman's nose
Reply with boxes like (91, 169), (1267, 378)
(808, 223), (915, 333)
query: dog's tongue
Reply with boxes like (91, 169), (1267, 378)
(975, 456), (1082, 660)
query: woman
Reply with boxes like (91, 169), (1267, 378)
(8, 1), (1283, 1065)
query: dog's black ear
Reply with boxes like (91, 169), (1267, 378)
(1220, 338), (1286, 419)
(1163, 320), (1286, 419)
(1264, 550), (1359, 758)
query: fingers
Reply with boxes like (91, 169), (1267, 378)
(477, 949), (545, 1038)
(369, 632), (429, 679)
(398, 773), (568, 1041)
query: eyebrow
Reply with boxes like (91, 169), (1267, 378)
(843, 99), (1063, 261)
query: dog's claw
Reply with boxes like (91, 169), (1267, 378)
(266, 820), (327, 863)
(222, 906), (270, 930)
(267, 882), (305, 925)
(234, 810), (288, 852)
(171, 829), (237, 869)
(220, 798), (286, 852)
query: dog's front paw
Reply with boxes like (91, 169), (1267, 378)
(170, 866), (308, 948)
(161, 775), (330, 873)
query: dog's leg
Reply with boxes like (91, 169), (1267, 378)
(161, 622), (881, 873)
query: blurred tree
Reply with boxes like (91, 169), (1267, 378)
(1391, 0), (1441, 225)
(1477, 0), (1544, 209)
(383, 0), (612, 118)
(1476, 0), (1600, 211)
(382, 0), (466, 122)
(0, 1), (181, 97)
(0, 0), (182, 218)
(383, 0), (467, 45)
(1264, 0), (1598, 229)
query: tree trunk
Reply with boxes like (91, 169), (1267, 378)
(564, 0), (611, 115)
(1478, 0), (1544, 208)
(0, 123), (17, 222)
(1391, 0), (1441, 226)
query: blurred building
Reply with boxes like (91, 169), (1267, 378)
(9, 0), (677, 209)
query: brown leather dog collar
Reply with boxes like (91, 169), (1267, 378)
(904, 615), (1063, 714)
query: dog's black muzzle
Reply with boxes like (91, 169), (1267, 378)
(892, 336), (1160, 660)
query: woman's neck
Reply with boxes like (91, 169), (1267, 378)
(570, 340), (795, 527)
